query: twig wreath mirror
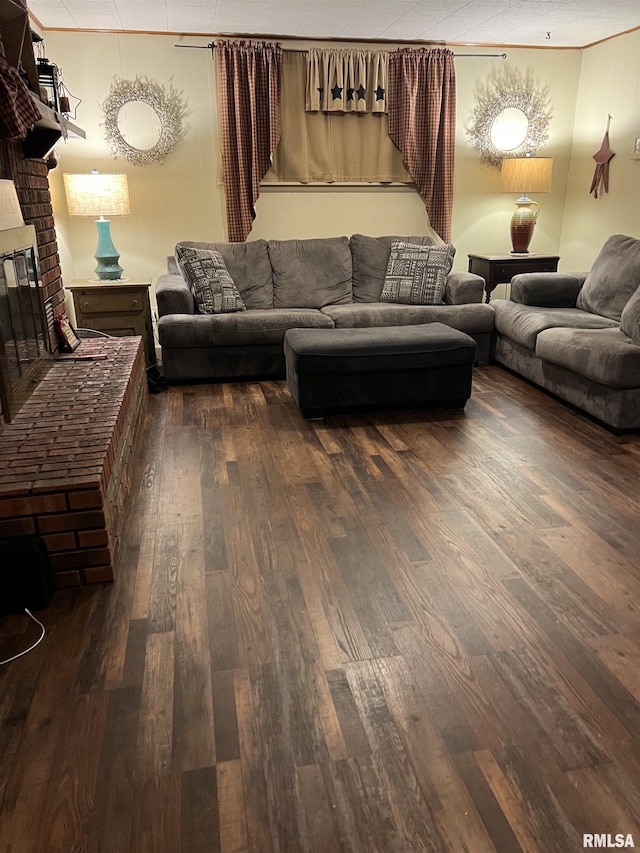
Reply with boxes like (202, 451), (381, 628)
(467, 67), (552, 167)
(101, 76), (188, 167)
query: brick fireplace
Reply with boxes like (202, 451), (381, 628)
(0, 338), (147, 586)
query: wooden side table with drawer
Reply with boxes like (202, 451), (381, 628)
(467, 253), (560, 303)
(67, 279), (156, 368)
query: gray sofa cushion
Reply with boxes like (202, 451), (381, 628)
(492, 299), (618, 350)
(350, 234), (440, 302)
(494, 335), (640, 430)
(321, 302), (495, 334)
(510, 272), (587, 307)
(620, 286), (640, 345)
(176, 239), (273, 310)
(156, 274), (196, 316)
(157, 308), (334, 348)
(576, 234), (640, 320)
(444, 271), (484, 305)
(268, 237), (352, 309)
(284, 323), (475, 375)
(535, 327), (640, 389)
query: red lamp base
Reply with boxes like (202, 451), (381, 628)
(509, 196), (541, 254)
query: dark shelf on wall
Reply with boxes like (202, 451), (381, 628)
(0, 0), (86, 159)
(24, 93), (86, 159)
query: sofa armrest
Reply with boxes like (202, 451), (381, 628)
(621, 286), (640, 345)
(156, 273), (195, 317)
(444, 271), (484, 305)
(510, 272), (588, 307)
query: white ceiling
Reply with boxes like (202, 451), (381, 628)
(29, 0), (640, 48)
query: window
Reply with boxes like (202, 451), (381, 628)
(264, 52), (410, 185)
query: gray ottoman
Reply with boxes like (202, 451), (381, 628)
(284, 323), (476, 418)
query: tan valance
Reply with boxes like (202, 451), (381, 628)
(306, 48), (388, 113)
(266, 52), (409, 183)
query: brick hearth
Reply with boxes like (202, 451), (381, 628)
(0, 338), (147, 586)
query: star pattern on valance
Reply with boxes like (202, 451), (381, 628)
(306, 49), (388, 113)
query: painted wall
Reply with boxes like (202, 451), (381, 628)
(453, 50), (580, 271)
(559, 28), (640, 271)
(44, 30), (586, 308)
(47, 31), (226, 299)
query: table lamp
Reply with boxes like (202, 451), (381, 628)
(63, 170), (130, 280)
(500, 157), (553, 254)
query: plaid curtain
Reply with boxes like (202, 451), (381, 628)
(388, 49), (456, 243)
(216, 41), (282, 242)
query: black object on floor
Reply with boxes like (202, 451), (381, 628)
(0, 535), (56, 615)
(147, 364), (168, 393)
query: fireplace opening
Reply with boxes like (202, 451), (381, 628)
(0, 224), (51, 421)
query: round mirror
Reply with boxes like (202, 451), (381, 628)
(466, 68), (552, 166)
(101, 76), (188, 167)
(490, 107), (528, 151)
(117, 101), (162, 152)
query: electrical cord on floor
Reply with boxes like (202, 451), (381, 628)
(0, 609), (46, 666)
(75, 328), (112, 338)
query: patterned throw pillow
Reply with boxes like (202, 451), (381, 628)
(175, 245), (246, 314)
(380, 241), (455, 305)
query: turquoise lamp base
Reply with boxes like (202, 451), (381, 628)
(94, 217), (123, 280)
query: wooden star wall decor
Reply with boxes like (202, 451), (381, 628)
(590, 115), (615, 199)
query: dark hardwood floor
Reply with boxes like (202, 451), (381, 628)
(2, 365), (640, 852)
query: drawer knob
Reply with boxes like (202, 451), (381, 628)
(82, 301), (90, 308)
(131, 300), (139, 307)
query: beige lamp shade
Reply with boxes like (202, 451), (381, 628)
(500, 157), (553, 194)
(63, 172), (130, 217)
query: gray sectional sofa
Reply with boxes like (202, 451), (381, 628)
(492, 234), (640, 430)
(156, 234), (494, 382)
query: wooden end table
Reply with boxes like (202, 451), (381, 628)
(467, 253), (560, 303)
(67, 279), (156, 368)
